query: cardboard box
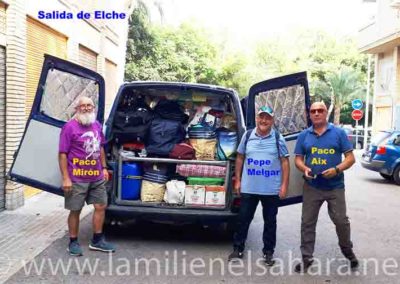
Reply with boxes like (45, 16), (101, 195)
(184, 185), (205, 205)
(205, 186), (225, 207)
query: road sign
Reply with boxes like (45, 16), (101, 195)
(352, 99), (363, 110)
(351, 109), (363, 121)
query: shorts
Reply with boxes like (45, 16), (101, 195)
(65, 179), (107, 211)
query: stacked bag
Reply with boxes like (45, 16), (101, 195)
(116, 98), (238, 206)
(145, 100), (189, 157)
(188, 114), (218, 160)
(113, 97), (238, 161)
(113, 95), (153, 144)
(140, 163), (169, 202)
(188, 112), (238, 161)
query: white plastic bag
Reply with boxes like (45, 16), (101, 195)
(164, 180), (185, 204)
(188, 106), (211, 127)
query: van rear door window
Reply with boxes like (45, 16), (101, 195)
(255, 84), (307, 135)
(39, 69), (99, 122)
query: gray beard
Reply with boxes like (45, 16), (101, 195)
(77, 112), (96, 126)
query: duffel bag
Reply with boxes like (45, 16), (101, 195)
(176, 164), (226, 177)
(113, 107), (153, 143)
(154, 100), (189, 123)
(146, 117), (186, 157)
(169, 142), (195, 160)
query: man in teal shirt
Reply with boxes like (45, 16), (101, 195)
(228, 106), (290, 266)
(294, 102), (358, 272)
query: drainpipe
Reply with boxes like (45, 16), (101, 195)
(393, 46), (399, 130)
(364, 54), (371, 149)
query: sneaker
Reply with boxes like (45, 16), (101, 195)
(263, 252), (275, 266)
(89, 237), (116, 253)
(228, 248), (243, 261)
(343, 250), (359, 270)
(68, 241), (83, 256)
(294, 259), (313, 273)
(349, 258), (359, 270)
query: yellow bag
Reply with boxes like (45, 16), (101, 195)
(189, 138), (216, 160)
(141, 180), (165, 202)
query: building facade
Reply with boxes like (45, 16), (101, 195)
(359, 0), (400, 133)
(0, 0), (132, 210)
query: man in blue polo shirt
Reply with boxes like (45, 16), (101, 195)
(228, 106), (290, 266)
(294, 102), (358, 272)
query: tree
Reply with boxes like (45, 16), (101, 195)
(125, 14), (369, 106)
(253, 38), (301, 78)
(291, 31), (368, 124)
(124, 6), (252, 92)
(125, 5), (220, 83)
(318, 67), (364, 125)
(125, 3), (157, 81)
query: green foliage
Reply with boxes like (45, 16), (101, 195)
(254, 38), (301, 77)
(125, 6), (250, 94)
(252, 30), (369, 124)
(125, 9), (370, 118)
(125, 7), (219, 83)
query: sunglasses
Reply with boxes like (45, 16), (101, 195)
(310, 108), (325, 114)
(78, 104), (94, 110)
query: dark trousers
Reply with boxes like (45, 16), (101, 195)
(301, 183), (354, 261)
(233, 193), (279, 254)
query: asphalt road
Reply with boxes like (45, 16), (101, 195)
(6, 151), (400, 283)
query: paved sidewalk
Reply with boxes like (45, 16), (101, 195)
(0, 192), (92, 284)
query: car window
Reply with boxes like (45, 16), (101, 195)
(254, 84), (307, 135)
(392, 134), (400, 146)
(370, 131), (392, 145)
(39, 69), (100, 122)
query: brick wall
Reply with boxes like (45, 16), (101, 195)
(5, 0), (26, 209)
(2, 0), (130, 210)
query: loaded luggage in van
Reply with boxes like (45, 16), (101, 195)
(110, 87), (237, 212)
(9, 54), (310, 232)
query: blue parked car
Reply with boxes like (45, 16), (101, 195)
(361, 130), (400, 184)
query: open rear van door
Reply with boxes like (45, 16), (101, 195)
(9, 55), (105, 195)
(246, 72), (311, 206)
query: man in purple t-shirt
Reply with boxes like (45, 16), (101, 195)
(59, 96), (115, 256)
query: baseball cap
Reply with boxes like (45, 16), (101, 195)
(257, 106), (274, 117)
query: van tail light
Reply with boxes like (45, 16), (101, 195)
(376, 146), (386, 155)
(107, 170), (113, 181)
(233, 197), (241, 208)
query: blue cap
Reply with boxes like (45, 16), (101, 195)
(257, 106), (274, 117)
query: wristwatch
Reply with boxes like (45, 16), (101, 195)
(335, 167), (340, 175)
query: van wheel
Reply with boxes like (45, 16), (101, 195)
(103, 211), (115, 229)
(392, 166), (400, 185)
(380, 173), (394, 181)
